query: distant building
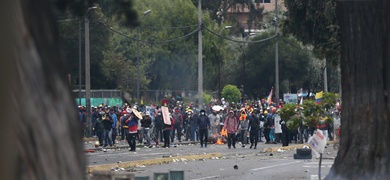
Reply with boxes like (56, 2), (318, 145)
(226, 0), (285, 37)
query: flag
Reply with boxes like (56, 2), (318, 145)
(267, 87), (273, 104)
(315, 91), (323, 104)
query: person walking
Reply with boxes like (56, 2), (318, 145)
(102, 110), (113, 147)
(94, 111), (104, 146)
(280, 118), (289, 146)
(154, 110), (164, 146)
(239, 110), (249, 148)
(208, 110), (221, 135)
(263, 110), (271, 144)
(189, 110), (199, 141)
(171, 108), (183, 142)
(248, 110), (260, 149)
(125, 110), (139, 151)
(224, 110), (239, 149)
(141, 114), (152, 147)
(197, 109), (210, 148)
(162, 113), (174, 148)
(109, 108), (117, 146)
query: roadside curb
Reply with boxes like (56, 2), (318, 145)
(85, 142), (197, 151)
(262, 141), (335, 153)
(86, 153), (222, 173)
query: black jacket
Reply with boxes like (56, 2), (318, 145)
(248, 115), (260, 132)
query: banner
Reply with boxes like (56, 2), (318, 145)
(274, 115), (282, 133)
(161, 106), (171, 125)
(283, 94), (298, 104)
(308, 130), (327, 153)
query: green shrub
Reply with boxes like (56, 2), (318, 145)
(221, 84), (241, 103)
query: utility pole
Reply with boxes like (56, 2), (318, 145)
(85, 16), (91, 137)
(275, 0), (280, 103)
(84, 6), (96, 137)
(136, 10), (151, 104)
(136, 26), (140, 103)
(78, 19), (82, 106)
(324, 58), (328, 92)
(198, 0), (203, 109)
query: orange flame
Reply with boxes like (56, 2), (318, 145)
(215, 138), (224, 144)
(220, 127), (228, 138)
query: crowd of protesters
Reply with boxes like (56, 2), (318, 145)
(78, 95), (336, 151)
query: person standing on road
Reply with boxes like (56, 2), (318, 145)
(263, 110), (271, 144)
(197, 109), (210, 148)
(172, 108), (183, 142)
(248, 109), (260, 149)
(109, 108), (117, 146)
(94, 110), (104, 146)
(189, 110), (199, 141)
(162, 113), (174, 148)
(154, 110), (164, 146)
(102, 110), (114, 147)
(280, 118), (289, 146)
(239, 109), (249, 148)
(141, 114), (152, 147)
(120, 112), (129, 143)
(126, 109), (139, 151)
(208, 110), (221, 135)
(224, 110), (239, 149)
(258, 110), (265, 142)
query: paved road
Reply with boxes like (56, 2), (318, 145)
(85, 141), (337, 179)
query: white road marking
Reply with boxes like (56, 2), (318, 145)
(250, 161), (302, 171)
(305, 161), (334, 165)
(311, 175), (319, 180)
(94, 152), (167, 157)
(303, 165), (326, 168)
(190, 175), (219, 180)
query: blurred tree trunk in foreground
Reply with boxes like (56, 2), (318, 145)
(0, 0), (85, 179)
(328, 0), (390, 179)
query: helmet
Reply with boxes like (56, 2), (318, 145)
(264, 110), (268, 115)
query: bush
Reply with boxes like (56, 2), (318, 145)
(221, 84), (241, 103)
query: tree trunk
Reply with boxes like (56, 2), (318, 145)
(327, 0), (390, 179)
(0, 0), (85, 179)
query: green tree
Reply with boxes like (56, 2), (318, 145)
(282, 0), (340, 63)
(221, 84), (241, 103)
(101, 0), (222, 95)
(227, 33), (313, 99)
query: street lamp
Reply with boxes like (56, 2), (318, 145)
(218, 25), (232, 100)
(136, 9), (151, 104)
(84, 6), (97, 137)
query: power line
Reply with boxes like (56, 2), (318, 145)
(203, 26), (276, 43)
(91, 18), (199, 43)
(280, 37), (312, 52)
(143, 24), (199, 29)
(56, 18), (79, 22)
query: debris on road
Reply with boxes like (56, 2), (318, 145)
(276, 149), (285, 152)
(135, 164), (146, 168)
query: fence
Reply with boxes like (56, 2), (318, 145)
(73, 89), (218, 106)
(73, 89), (122, 106)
